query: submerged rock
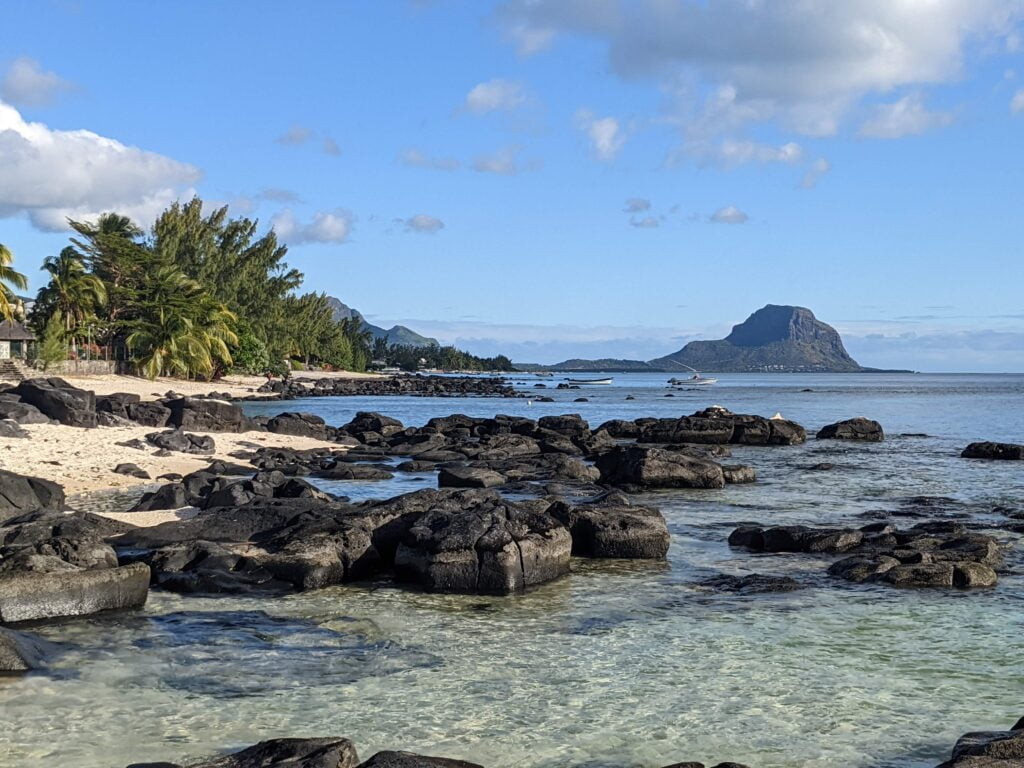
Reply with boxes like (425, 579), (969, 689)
(0, 626), (49, 672)
(696, 573), (803, 594)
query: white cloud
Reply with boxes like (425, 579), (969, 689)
(400, 147), (461, 171)
(404, 214), (445, 233)
(630, 216), (659, 228)
(800, 157), (832, 189)
(1, 57), (73, 107)
(322, 137), (341, 156)
(472, 146), (525, 175)
(0, 99), (200, 231)
(623, 197), (651, 213)
(710, 205), (748, 224)
(462, 79), (527, 113)
(1012, 89), (1024, 112)
(275, 124), (311, 146)
(271, 208), (353, 244)
(501, 1), (1022, 157)
(575, 109), (625, 161)
(859, 93), (955, 138)
(506, 22), (557, 56)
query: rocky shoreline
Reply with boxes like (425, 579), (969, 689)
(2, 376), (1022, 766)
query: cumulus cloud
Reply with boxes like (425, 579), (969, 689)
(859, 93), (955, 138)
(575, 109), (625, 161)
(800, 158), (832, 189)
(271, 208), (353, 244)
(399, 147), (461, 171)
(1, 57), (74, 107)
(710, 205), (748, 224)
(462, 79), (527, 113)
(500, 1), (1020, 158)
(472, 146), (525, 175)
(1012, 89), (1024, 112)
(630, 216), (659, 228)
(403, 214), (445, 233)
(623, 197), (651, 213)
(0, 99), (200, 231)
(275, 124), (311, 146)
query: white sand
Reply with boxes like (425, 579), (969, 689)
(0, 422), (342, 495)
(52, 369), (384, 402)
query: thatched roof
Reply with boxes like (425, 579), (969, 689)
(0, 320), (34, 341)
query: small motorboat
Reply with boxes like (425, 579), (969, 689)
(668, 365), (717, 386)
(565, 377), (614, 385)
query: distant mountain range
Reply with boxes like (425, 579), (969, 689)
(516, 305), (905, 373)
(326, 297), (438, 348)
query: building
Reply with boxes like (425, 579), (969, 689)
(0, 319), (34, 360)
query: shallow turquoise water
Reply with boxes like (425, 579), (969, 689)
(1, 373), (1022, 767)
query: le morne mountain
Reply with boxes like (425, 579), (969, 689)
(521, 305), (888, 373)
(326, 297), (438, 348)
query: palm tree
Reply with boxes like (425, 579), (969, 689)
(0, 243), (29, 322)
(125, 266), (237, 379)
(36, 247), (107, 351)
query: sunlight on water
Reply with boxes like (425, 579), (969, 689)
(2, 374), (1022, 768)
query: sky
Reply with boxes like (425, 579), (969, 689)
(1, 0), (1023, 371)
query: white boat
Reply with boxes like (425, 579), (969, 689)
(565, 377), (614, 385)
(668, 365), (718, 386)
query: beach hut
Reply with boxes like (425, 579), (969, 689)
(0, 319), (34, 360)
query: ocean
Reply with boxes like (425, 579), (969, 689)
(2, 372), (1022, 768)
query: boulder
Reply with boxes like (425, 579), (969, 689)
(0, 562), (150, 622)
(438, 466), (507, 489)
(816, 417), (884, 441)
(11, 378), (96, 428)
(0, 469), (65, 523)
(267, 412), (328, 439)
(961, 441), (1024, 460)
(537, 414), (590, 440)
(595, 445), (725, 489)
(341, 412), (404, 437)
(95, 392), (141, 418)
(393, 491), (571, 593)
(165, 397), (246, 433)
(314, 465), (394, 481)
(151, 738), (360, 768)
(638, 416), (735, 444)
(721, 465), (757, 484)
(146, 429), (216, 455)
(549, 495), (669, 559)
(0, 400), (49, 424)
(127, 401), (172, 427)
(936, 718), (1024, 768)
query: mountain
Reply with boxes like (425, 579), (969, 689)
(325, 297), (438, 348)
(524, 305), (876, 373)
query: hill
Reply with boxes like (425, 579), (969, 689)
(649, 305), (863, 372)
(326, 297), (438, 348)
(523, 305), (880, 373)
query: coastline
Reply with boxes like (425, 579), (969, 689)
(0, 421), (342, 496)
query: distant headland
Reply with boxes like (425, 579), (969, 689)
(516, 304), (912, 373)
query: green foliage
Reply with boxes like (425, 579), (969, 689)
(231, 327), (271, 375)
(36, 312), (67, 371)
(25, 195), (509, 380)
(0, 243), (29, 322)
(382, 344), (513, 372)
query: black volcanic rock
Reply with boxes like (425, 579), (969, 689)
(650, 305), (862, 373)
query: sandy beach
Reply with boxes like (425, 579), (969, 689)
(49, 369), (384, 402)
(0, 421), (341, 496)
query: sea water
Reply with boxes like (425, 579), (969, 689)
(2, 373), (1022, 768)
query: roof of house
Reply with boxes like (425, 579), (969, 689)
(0, 320), (35, 341)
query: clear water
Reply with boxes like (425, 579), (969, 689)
(3, 373), (1023, 768)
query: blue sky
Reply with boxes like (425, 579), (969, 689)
(1, 0), (1023, 371)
